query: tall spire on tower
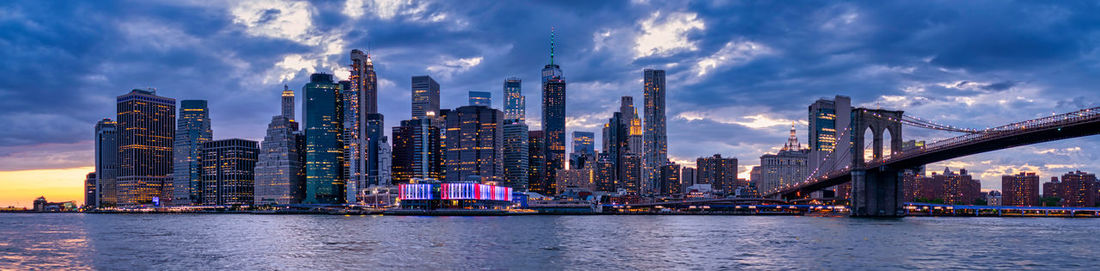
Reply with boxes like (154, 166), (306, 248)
(549, 26), (555, 66)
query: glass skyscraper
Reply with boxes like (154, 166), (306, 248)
(391, 118), (442, 184)
(442, 105), (504, 183)
(411, 75), (440, 120)
(503, 77), (525, 122)
(502, 78), (529, 190)
(643, 69), (668, 195)
(116, 89), (175, 206)
(201, 139), (258, 205)
(94, 118), (118, 208)
(302, 73), (345, 204)
(540, 30), (566, 196)
(171, 100), (212, 205)
(468, 91), (491, 106)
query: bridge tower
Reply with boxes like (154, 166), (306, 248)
(849, 108), (905, 217)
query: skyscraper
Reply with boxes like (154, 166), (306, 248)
(116, 89), (175, 206)
(571, 131), (595, 157)
(502, 78), (529, 190)
(643, 69), (668, 195)
(659, 163), (681, 195)
(365, 113), (385, 187)
(391, 119), (443, 184)
(350, 49), (378, 114)
(528, 130), (548, 194)
(442, 105), (504, 183)
(201, 139), (258, 205)
(542, 29), (566, 197)
(348, 50), (384, 203)
(84, 172), (96, 208)
(600, 97), (641, 192)
(411, 75), (440, 120)
(808, 95), (852, 197)
(302, 73), (345, 204)
(503, 78), (525, 122)
(254, 86), (305, 205)
(172, 100), (212, 205)
(468, 91), (491, 106)
(94, 118), (118, 208)
(1001, 172), (1040, 206)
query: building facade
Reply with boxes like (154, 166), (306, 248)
(756, 125), (810, 194)
(1001, 172), (1040, 206)
(528, 130), (548, 195)
(443, 105), (504, 183)
(171, 100), (212, 205)
(807, 96), (852, 197)
(302, 73), (345, 204)
(84, 172), (96, 208)
(411, 75), (440, 120)
(1060, 171), (1097, 207)
(659, 163), (681, 195)
(201, 139), (259, 205)
(697, 154), (738, 193)
(391, 118), (443, 184)
(642, 69), (668, 195)
(468, 91), (491, 106)
(541, 32), (566, 197)
(253, 86), (304, 205)
(116, 89), (175, 206)
(94, 119), (118, 208)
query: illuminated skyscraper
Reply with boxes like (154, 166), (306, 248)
(542, 29), (566, 195)
(411, 75), (440, 120)
(570, 131), (595, 169)
(346, 49), (381, 203)
(528, 130), (548, 194)
(502, 78), (529, 190)
(116, 89), (175, 206)
(84, 172), (96, 208)
(643, 69), (668, 195)
(807, 95), (852, 197)
(302, 73), (345, 204)
(201, 139), (258, 205)
(391, 119), (443, 184)
(254, 87), (305, 205)
(94, 118), (118, 208)
(442, 105), (504, 183)
(503, 78), (525, 121)
(172, 100), (212, 205)
(469, 91), (491, 106)
(697, 154), (738, 193)
(600, 97), (641, 192)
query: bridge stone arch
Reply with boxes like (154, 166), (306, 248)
(851, 108), (903, 167)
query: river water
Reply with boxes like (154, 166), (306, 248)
(0, 213), (1097, 270)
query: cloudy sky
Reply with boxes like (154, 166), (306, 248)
(2, 0), (1099, 206)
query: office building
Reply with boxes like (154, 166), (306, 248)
(254, 86), (305, 205)
(94, 119), (118, 208)
(171, 100), (212, 205)
(442, 105), (504, 183)
(1001, 172), (1040, 206)
(116, 89), (175, 206)
(411, 75), (440, 120)
(302, 73), (345, 204)
(807, 95), (853, 198)
(84, 172), (96, 208)
(659, 163), (681, 195)
(201, 139), (259, 205)
(391, 118), (443, 184)
(643, 69), (668, 194)
(571, 131), (595, 169)
(756, 125), (810, 193)
(503, 78), (525, 121)
(502, 121), (529, 190)
(528, 130), (548, 194)
(542, 30), (566, 197)
(555, 168), (595, 194)
(469, 91), (491, 106)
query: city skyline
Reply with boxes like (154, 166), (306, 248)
(3, 1), (1100, 207)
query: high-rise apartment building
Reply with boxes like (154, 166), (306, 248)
(302, 73), (345, 204)
(642, 69), (668, 195)
(116, 89), (175, 206)
(171, 100), (212, 205)
(1001, 172), (1040, 206)
(201, 139), (258, 205)
(94, 119), (118, 208)
(697, 154), (738, 193)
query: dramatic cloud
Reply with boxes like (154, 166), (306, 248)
(1, 0), (1099, 194)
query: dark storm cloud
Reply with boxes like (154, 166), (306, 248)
(1, 0), (1098, 186)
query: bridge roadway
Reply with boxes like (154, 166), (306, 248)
(765, 106), (1100, 214)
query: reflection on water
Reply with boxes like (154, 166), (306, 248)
(0, 213), (1097, 269)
